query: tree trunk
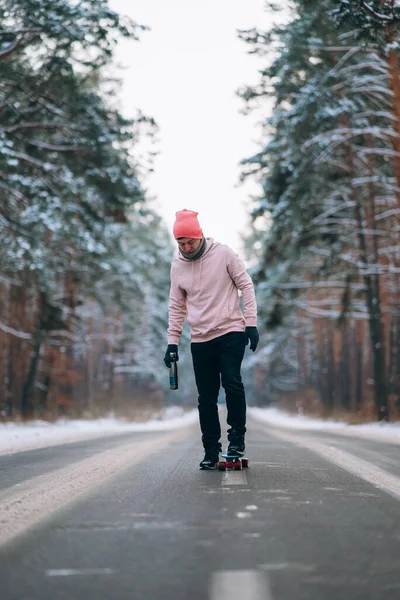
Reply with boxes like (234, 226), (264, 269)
(386, 41), (400, 207)
(345, 129), (389, 420)
(353, 193), (388, 420)
(20, 327), (44, 419)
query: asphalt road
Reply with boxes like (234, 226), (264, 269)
(1, 414), (400, 600)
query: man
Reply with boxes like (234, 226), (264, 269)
(163, 209), (259, 470)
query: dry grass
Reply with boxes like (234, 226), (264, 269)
(275, 388), (400, 424)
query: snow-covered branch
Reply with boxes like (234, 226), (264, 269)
(0, 320), (31, 340)
(361, 1), (400, 23)
(27, 140), (83, 152)
(3, 122), (74, 134)
(0, 37), (25, 59)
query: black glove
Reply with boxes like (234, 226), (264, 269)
(164, 344), (179, 368)
(245, 326), (259, 352)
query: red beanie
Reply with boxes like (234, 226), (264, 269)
(173, 209), (203, 239)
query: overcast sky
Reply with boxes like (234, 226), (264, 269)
(109, 0), (271, 253)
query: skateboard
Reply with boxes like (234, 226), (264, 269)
(217, 454), (249, 471)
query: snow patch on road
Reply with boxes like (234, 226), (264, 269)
(0, 428), (191, 547)
(268, 428), (400, 503)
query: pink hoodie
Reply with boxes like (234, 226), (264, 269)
(167, 238), (257, 344)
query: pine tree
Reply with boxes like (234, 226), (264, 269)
(239, 0), (400, 420)
(0, 1), (174, 419)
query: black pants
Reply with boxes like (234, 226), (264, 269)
(191, 331), (246, 450)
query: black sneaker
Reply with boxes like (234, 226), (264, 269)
(199, 446), (221, 470)
(227, 431), (245, 457)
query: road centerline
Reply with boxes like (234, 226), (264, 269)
(221, 470), (248, 485)
(210, 570), (272, 600)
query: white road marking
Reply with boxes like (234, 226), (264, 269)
(250, 462), (327, 470)
(267, 428), (400, 502)
(210, 570), (272, 600)
(259, 562), (316, 573)
(221, 470), (248, 485)
(45, 568), (116, 577)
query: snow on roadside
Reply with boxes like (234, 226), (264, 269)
(249, 406), (400, 445)
(0, 406), (198, 455)
(4, 404), (400, 456)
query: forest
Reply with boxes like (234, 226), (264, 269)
(241, 0), (400, 422)
(1, 0), (400, 423)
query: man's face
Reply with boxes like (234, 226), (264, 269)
(177, 237), (202, 254)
